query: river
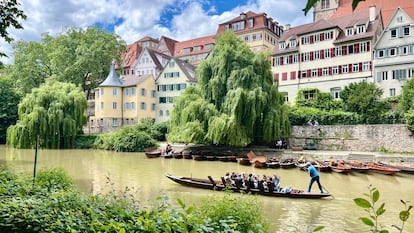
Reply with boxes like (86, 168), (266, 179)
(1, 145), (413, 233)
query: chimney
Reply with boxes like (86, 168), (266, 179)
(369, 5), (376, 22)
(240, 12), (246, 19)
(285, 24), (291, 31)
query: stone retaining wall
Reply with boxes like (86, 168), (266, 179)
(290, 124), (414, 152)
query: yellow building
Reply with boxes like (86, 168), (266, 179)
(86, 63), (156, 133)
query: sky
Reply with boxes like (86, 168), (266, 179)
(1, 0), (313, 64)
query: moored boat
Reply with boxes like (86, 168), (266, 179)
(376, 161), (414, 174)
(280, 158), (296, 169)
(172, 151), (183, 159)
(367, 162), (400, 175)
(165, 174), (331, 199)
(144, 148), (162, 158)
(238, 157), (251, 166)
(344, 160), (370, 173)
(329, 160), (352, 173)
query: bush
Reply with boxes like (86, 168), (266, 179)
(73, 134), (98, 149)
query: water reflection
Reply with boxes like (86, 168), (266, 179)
(0, 145), (413, 233)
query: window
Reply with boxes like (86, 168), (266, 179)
(279, 42), (285, 50)
(290, 40), (296, 47)
(151, 103), (155, 111)
(348, 45), (354, 54)
(159, 110), (163, 117)
(292, 54), (298, 63)
(303, 52), (310, 61)
(321, 0), (330, 9)
(225, 24), (229, 31)
(100, 102), (104, 110)
(325, 31), (331, 40)
(401, 46), (409, 55)
(346, 27), (354, 36)
(322, 68), (328, 76)
(169, 61), (175, 67)
(314, 34), (320, 42)
(112, 102), (117, 110)
(360, 42), (367, 52)
(151, 90), (156, 97)
(379, 71), (388, 81)
(166, 110), (170, 116)
(301, 71), (307, 78)
(362, 62), (370, 71)
(283, 56), (289, 64)
(112, 118), (118, 126)
(283, 93), (288, 102)
(274, 57), (280, 66)
(311, 69), (317, 77)
(390, 88), (396, 97)
(324, 49), (330, 58)
(336, 47), (342, 56)
(314, 50), (320, 60)
(352, 63), (359, 72)
(389, 48), (397, 56)
(303, 36), (310, 44)
(331, 87), (341, 99)
(248, 18), (254, 28)
(404, 26), (410, 36)
(357, 25), (365, 34)
(342, 64), (348, 73)
(303, 90), (316, 100)
(131, 102), (136, 110)
(159, 97), (166, 104)
(140, 102), (146, 110)
(140, 88), (146, 96)
(332, 66), (338, 75)
(377, 50), (385, 58)
(393, 69), (407, 80)
(100, 88), (104, 96)
(232, 21), (245, 31)
(391, 29), (397, 38)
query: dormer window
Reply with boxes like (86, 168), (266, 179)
(290, 40), (296, 47)
(248, 18), (254, 28)
(183, 48), (192, 53)
(225, 24), (230, 31)
(232, 21), (245, 31)
(357, 25), (365, 34)
(279, 42), (286, 50)
(346, 27), (354, 36)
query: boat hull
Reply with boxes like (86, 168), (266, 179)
(165, 174), (331, 199)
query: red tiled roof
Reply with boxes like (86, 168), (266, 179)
(138, 36), (159, 43)
(118, 42), (142, 69)
(174, 35), (215, 58)
(331, 0), (414, 26)
(158, 36), (178, 56)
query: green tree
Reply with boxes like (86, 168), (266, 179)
(169, 32), (290, 147)
(0, 0), (27, 59)
(340, 81), (390, 123)
(0, 74), (21, 144)
(9, 27), (126, 96)
(7, 80), (87, 149)
(303, 0), (364, 15)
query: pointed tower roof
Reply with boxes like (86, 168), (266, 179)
(100, 62), (123, 87)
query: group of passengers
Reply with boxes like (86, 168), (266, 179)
(223, 172), (281, 192)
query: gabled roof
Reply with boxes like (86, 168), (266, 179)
(122, 74), (154, 87)
(331, 0), (414, 27)
(158, 36), (178, 56)
(119, 42), (142, 69)
(156, 58), (197, 83)
(146, 47), (172, 69)
(100, 62), (123, 87)
(138, 36), (159, 43)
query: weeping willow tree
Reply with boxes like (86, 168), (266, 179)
(169, 32), (290, 147)
(7, 80), (87, 149)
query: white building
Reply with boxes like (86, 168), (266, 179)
(373, 7), (414, 98)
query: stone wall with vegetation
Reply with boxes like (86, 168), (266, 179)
(290, 124), (414, 152)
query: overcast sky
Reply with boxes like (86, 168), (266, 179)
(1, 0), (313, 64)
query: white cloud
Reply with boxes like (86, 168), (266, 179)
(1, 0), (313, 64)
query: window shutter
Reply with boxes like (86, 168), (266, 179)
(310, 36), (314, 44)
(359, 62), (362, 71)
(289, 55), (292, 64)
(342, 46), (347, 55)
(272, 58), (275, 66)
(348, 64), (352, 71)
(298, 71), (301, 79)
(310, 51), (314, 60)
(376, 72), (381, 82)
(320, 33), (324, 41)
(339, 65), (342, 74)
(355, 43), (360, 53)
(329, 67), (332, 75)
(331, 48), (335, 57)
(318, 68), (322, 76)
(369, 61), (372, 70)
(301, 37), (304, 44)
(301, 53), (304, 62)
(367, 41), (370, 51)
(331, 31), (333, 38)
(307, 69), (311, 77)
(320, 50), (324, 59)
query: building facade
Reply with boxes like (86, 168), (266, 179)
(272, 6), (383, 103)
(155, 58), (197, 122)
(373, 7), (414, 98)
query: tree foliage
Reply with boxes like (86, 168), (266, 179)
(9, 27), (126, 95)
(7, 80), (87, 149)
(0, 74), (21, 143)
(0, 0), (27, 58)
(340, 81), (390, 124)
(169, 32), (290, 146)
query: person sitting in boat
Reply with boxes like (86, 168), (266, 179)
(305, 162), (324, 193)
(272, 174), (281, 191)
(224, 172), (233, 186)
(165, 143), (173, 155)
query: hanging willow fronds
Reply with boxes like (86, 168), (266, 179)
(7, 80), (87, 149)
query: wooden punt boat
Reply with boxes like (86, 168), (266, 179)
(144, 149), (162, 158)
(280, 158), (296, 169)
(238, 157), (251, 166)
(172, 151), (183, 159)
(253, 160), (267, 168)
(376, 161), (414, 174)
(343, 160), (370, 173)
(182, 151), (192, 159)
(329, 161), (352, 173)
(165, 174), (331, 199)
(314, 160), (331, 172)
(367, 162), (400, 175)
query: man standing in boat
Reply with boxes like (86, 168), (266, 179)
(305, 162), (324, 193)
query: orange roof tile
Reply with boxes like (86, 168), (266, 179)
(331, 0), (414, 26)
(174, 35), (215, 63)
